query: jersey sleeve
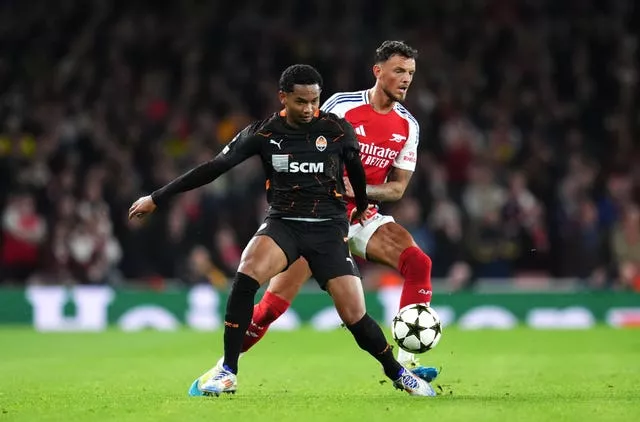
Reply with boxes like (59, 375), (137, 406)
(320, 93), (342, 114)
(339, 119), (367, 212)
(220, 123), (262, 160)
(392, 117), (419, 171)
(321, 91), (364, 118)
(151, 123), (262, 207)
(339, 118), (360, 155)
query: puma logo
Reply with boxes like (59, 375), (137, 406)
(346, 256), (355, 269)
(270, 139), (283, 150)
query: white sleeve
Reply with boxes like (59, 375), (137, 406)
(392, 119), (419, 171)
(320, 93), (341, 113)
(321, 92), (363, 118)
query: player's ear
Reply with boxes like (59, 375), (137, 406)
(373, 63), (383, 79)
(278, 91), (287, 106)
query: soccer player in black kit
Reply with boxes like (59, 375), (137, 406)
(128, 64), (435, 397)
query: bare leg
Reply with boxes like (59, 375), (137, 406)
(364, 222), (433, 364)
(366, 221), (432, 307)
(240, 257), (312, 352)
(365, 221), (417, 268)
(326, 275), (402, 380)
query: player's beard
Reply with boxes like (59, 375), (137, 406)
(382, 86), (406, 105)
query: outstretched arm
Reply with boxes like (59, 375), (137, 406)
(151, 153), (236, 208)
(152, 128), (260, 206)
(129, 126), (261, 219)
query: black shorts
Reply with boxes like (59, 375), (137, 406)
(255, 217), (360, 290)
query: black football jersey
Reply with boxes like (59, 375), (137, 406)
(222, 111), (359, 219)
(151, 110), (367, 221)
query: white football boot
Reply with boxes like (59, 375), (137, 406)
(199, 366), (237, 396)
(188, 356), (232, 396)
(393, 367), (437, 397)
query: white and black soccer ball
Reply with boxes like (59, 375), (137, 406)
(392, 304), (442, 353)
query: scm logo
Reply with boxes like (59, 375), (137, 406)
(289, 162), (324, 173)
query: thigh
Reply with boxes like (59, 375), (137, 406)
(348, 213), (395, 259)
(238, 235), (289, 284)
(240, 219), (299, 283)
(304, 221), (360, 290)
(266, 257), (312, 303)
(365, 221), (417, 269)
(254, 218), (301, 268)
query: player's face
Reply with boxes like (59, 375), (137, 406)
(374, 55), (416, 102)
(279, 84), (321, 126)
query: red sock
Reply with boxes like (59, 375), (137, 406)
(398, 246), (433, 309)
(240, 291), (290, 352)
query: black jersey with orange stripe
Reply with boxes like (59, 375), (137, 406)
(151, 111), (368, 220)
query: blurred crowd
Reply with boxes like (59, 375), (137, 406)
(1, 0), (639, 291)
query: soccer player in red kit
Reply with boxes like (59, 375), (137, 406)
(224, 41), (435, 375)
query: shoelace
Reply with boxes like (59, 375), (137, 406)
(212, 370), (231, 381)
(400, 372), (421, 390)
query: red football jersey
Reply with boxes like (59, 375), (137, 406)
(321, 90), (420, 217)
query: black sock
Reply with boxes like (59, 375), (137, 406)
(222, 272), (260, 374)
(346, 313), (404, 380)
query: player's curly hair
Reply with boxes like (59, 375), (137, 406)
(374, 40), (418, 63)
(279, 64), (323, 93)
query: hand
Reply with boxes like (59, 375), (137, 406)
(342, 176), (354, 198)
(128, 195), (157, 220)
(350, 204), (376, 226)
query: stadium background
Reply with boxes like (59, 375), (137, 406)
(0, 0), (639, 331)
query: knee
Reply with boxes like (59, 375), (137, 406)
(421, 250), (432, 270)
(399, 246), (432, 272)
(242, 250), (290, 281)
(338, 304), (366, 326)
(237, 258), (269, 283)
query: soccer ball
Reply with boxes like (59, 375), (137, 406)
(392, 304), (442, 353)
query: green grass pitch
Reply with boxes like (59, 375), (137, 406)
(0, 327), (638, 422)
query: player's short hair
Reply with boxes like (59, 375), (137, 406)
(374, 40), (418, 63)
(279, 64), (323, 93)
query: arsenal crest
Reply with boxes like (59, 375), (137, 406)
(315, 135), (327, 152)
